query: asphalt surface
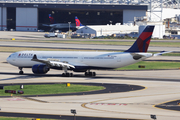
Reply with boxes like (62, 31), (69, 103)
(0, 112), (140, 120)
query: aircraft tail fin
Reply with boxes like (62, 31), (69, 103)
(75, 16), (84, 27)
(125, 25), (155, 53)
(49, 14), (55, 24)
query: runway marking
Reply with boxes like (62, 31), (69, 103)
(90, 103), (127, 106)
(5, 98), (25, 101)
(81, 92), (180, 118)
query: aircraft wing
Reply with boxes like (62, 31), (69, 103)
(153, 51), (172, 56)
(31, 55), (75, 69)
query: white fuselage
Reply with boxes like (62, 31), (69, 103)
(7, 51), (153, 70)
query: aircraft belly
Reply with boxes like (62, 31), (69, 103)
(83, 59), (117, 68)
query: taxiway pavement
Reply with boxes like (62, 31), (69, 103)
(0, 52), (180, 120)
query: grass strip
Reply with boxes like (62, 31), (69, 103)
(116, 61), (180, 70)
(0, 84), (104, 96)
(1, 39), (180, 47)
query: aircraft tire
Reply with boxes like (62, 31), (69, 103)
(62, 73), (65, 77)
(66, 73), (70, 77)
(19, 71), (24, 74)
(92, 72), (96, 76)
(89, 72), (92, 76)
(70, 73), (73, 77)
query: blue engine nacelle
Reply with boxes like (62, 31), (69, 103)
(32, 64), (50, 74)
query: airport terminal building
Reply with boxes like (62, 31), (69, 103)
(0, 1), (147, 31)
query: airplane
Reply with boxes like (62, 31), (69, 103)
(6, 25), (170, 77)
(42, 14), (76, 31)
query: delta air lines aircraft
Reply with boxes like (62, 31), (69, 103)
(6, 25), (169, 77)
(42, 14), (76, 31)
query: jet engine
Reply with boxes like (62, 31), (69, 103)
(32, 64), (50, 74)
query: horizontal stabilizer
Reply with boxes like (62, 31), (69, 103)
(153, 51), (172, 56)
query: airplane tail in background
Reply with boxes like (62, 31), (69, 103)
(125, 25), (155, 53)
(75, 16), (84, 27)
(49, 14), (55, 24)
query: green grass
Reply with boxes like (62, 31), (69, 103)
(116, 61), (180, 70)
(0, 117), (60, 120)
(0, 84), (105, 96)
(1, 39), (180, 47)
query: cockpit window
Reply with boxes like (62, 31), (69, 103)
(9, 55), (11, 57)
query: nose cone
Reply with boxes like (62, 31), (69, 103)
(6, 53), (17, 65)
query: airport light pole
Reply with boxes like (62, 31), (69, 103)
(68, 22), (71, 38)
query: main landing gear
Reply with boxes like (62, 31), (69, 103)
(19, 67), (24, 74)
(85, 70), (96, 77)
(62, 66), (73, 77)
(62, 72), (73, 77)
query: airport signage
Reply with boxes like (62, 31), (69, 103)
(5, 90), (17, 94)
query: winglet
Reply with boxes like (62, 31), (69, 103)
(125, 25), (155, 53)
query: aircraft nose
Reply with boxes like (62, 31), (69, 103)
(6, 54), (14, 64)
(6, 56), (11, 63)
